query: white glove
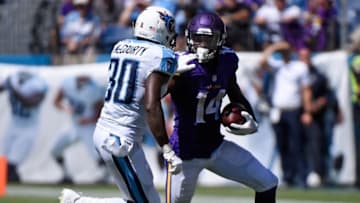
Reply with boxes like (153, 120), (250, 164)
(225, 111), (258, 135)
(176, 53), (197, 73)
(162, 144), (182, 174)
(102, 135), (133, 157)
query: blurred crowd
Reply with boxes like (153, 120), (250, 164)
(23, 0), (355, 64)
(1, 0), (360, 58)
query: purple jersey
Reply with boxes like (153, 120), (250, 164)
(304, 6), (337, 51)
(169, 48), (238, 160)
(281, 20), (306, 50)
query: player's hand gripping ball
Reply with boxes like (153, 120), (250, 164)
(221, 103), (246, 127)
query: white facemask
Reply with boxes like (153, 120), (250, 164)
(196, 47), (215, 63)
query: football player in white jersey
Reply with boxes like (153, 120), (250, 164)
(59, 6), (185, 203)
(50, 75), (105, 183)
(0, 71), (47, 182)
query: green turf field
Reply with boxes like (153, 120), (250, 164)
(1, 184), (360, 203)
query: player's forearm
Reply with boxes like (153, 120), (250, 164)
(227, 77), (257, 121)
(145, 72), (172, 147)
(146, 102), (169, 147)
(54, 100), (69, 112)
(235, 93), (256, 121)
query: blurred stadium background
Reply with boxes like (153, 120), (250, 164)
(1, 0), (360, 202)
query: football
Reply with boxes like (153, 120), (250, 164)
(221, 102), (246, 127)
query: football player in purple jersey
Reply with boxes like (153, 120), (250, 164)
(165, 12), (278, 203)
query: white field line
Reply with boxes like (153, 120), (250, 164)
(5, 185), (347, 203)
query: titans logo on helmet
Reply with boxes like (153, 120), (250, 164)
(158, 11), (175, 33)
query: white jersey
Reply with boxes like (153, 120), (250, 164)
(61, 76), (104, 124)
(97, 39), (177, 142)
(6, 72), (47, 126)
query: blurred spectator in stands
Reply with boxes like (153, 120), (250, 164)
(49, 0), (75, 62)
(258, 41), (311, 187)
(303, 0), (338, 52)
(347, 1), (360, 34)
(244, 0), (266, 51)
(215, 0), (254, 51)
(93, 0), (124, 26)
(350, 55), (360, 188)
(152, 0), (179, 15)
(242, 0), (264, 12)
(278, 0), (306, 51)
(287, 0), (306, 9)
(30, 0), (59, 54)
(118, 0), (150, 27)
(93, 0), (132, 53)
(254, 0), (305, 50)
(298, 48), (342, 187)
(253, 0), (281, 49)
(58, 0), (76, 26)
(348, 28), (360, 187)
(60, 0), (101, 64)
(0, 71), (47, 182)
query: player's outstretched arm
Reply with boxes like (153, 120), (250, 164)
(53, 88), (73, 113)
(144, 71), (182, 174)
(144, 71), (170, 146)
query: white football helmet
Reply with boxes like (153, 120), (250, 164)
(134, 6), (177, 48)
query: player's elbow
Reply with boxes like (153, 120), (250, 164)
(145, 100), (162, 117)
(144, 102), (156, 115)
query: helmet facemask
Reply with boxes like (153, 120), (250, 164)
(187, 31), (223, 63)
(167, 32), (177, 49)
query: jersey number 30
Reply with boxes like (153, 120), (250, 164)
(104, 58), (139, 104)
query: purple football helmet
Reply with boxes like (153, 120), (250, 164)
(186, 12), (226, 62)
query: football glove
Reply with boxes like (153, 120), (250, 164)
(102, 135), (133, 157)
(176, 53), (197, 73)
(162, 144), (182, 174)
(225, 111), (258, 136)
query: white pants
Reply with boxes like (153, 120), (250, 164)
(51, 123), (99, 161)
(2, 122), (38, 164)
(166, 140), (278, 203)
(93, 125), (161, 203)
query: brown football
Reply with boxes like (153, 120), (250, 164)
(221, 103), (246, 127)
